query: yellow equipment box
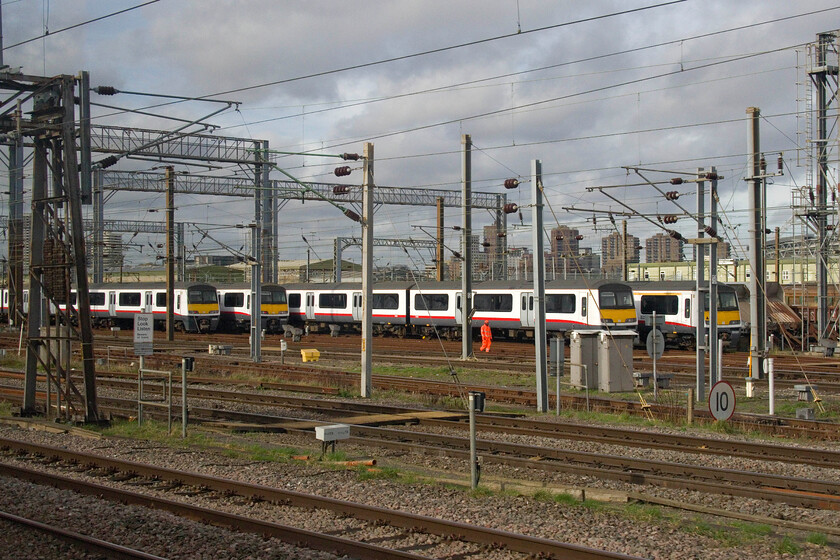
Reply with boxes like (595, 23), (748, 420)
(301, 349), (320, 362)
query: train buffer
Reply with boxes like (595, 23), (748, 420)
(794, 384), (817, 402)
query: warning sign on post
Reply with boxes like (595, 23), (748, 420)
(134, 314), (154, 356)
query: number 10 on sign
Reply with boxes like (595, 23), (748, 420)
(708, 381), (736, 422)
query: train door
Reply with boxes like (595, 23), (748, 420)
(520, 292), (534, 327)
(305, 292), (315, 320)
(581, 295), (588, 324)
(144, 291), (153, 314)
(352, 292), (363, 321)
(108, 291), (116, 317)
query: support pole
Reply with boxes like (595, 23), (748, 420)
(695, 169), (706, 401)
(461, 134), (473, 360)
(165, 166), (175, 341)
(814, 34), (831, 342)
(436, 197), (444, 281)
(361, 143), (374, 397)
(709, 168), (719, 386)
(250, 225), (262, 363)
(747, 107), (766, 379)
(532, 159), (548, 412)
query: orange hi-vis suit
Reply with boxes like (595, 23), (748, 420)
(480, 320), (492, 352)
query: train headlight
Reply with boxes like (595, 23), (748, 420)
(625, 318), (635, 323)
(603, 318), (614, 324)
(729, 320), (739, 325)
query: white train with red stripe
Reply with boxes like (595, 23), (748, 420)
(285, 280), (636, 339)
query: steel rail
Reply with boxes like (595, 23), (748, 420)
(343, 433), (840, 511)
(0, 438), (643, 560)
(0, 509), (169, 560)
(0, 463), (427, 560)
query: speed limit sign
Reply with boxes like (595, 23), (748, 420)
(708, 381), (736, 421)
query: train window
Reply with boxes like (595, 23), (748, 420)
(119, 292), (141, 307)
(521, 295), (527, 311)
(599, 290), (633, 309)
(373, 293), (399, 310)
(717, 291), (739, 311)
(156, 293), (167, 307)
(473, 293), (512, 312)
(640, 295), (678, 315)
(288, 293), (301, 307)
(685, 298), (691, 318)
(224, 293), (244, 307)
(546, 294), (575, 313)
(415, 293), (448, 311)
(319, 293), (347, 308)
(69, 292), (77, 305)
(261, 290), (287, 304)
(189, 289), (218, 304)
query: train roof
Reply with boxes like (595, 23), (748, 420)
(476, 279), (629, 290)
(214, 283), (285, 290)
(283, 281), (417, 290)
(88, 282), (216, 290)
(627, 281), (737, 293)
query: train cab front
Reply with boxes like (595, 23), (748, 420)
(598, 283), (637, 329)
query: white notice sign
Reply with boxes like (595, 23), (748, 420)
(134, 314), (154, 356)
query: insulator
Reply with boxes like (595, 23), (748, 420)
(657, 215), (663, 224)
(827, 225), (836, 231)
(556, 235), (564, 241)
(704, 226), (717, 236)
(334, 166), (351, 177)
(504, 178), (520, 189)
(778, 153), (783, 173)
(343, 208), (361, 222)
(452, 225), (462, 231)
(482, 242), (491, 248)
(518, 211), (523, 223)
(503, 203), (518, 214)
(452, 251), (462, 259)
(97, 155), (119, 169)
(497, 232), (507, 238)
(332, 185), (350, 195)
(664, 215), (677, 224)
(575, 235), (584, 240)
(93, 86), (118, 95)
(809, 189), (815, 204)
(341, 153), (360, 161)
(760, 157), (766, 173)
(705, 172), (718, 181)
(667, 229), (684, 241)
(670, 177), (683, 185)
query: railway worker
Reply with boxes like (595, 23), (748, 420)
(480, 319), (492, 353)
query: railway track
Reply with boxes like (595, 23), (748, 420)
(0, 436), (641, 560)
(0, 509), (168, 560)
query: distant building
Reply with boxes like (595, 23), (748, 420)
(194, 255), (239, 266)
(646, 233), (684, 263)
(601, 231), (640, 275)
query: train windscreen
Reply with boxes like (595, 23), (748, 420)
(703, 291), (739, 311)
(261, 290), (287, 304)
(189, 288), (218, 304)
(600, 288), (634, 309)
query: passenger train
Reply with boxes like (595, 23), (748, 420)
(216, 283), (289, 333)
(285, 280), (637, 339)
(628, 281), (741, 348)
(0, 280), (742, 347)
(0, 283), (220, 333)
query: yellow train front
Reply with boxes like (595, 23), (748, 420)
(217, 283), (289, 334)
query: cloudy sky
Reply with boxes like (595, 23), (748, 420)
(3, 0), (839, 270)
